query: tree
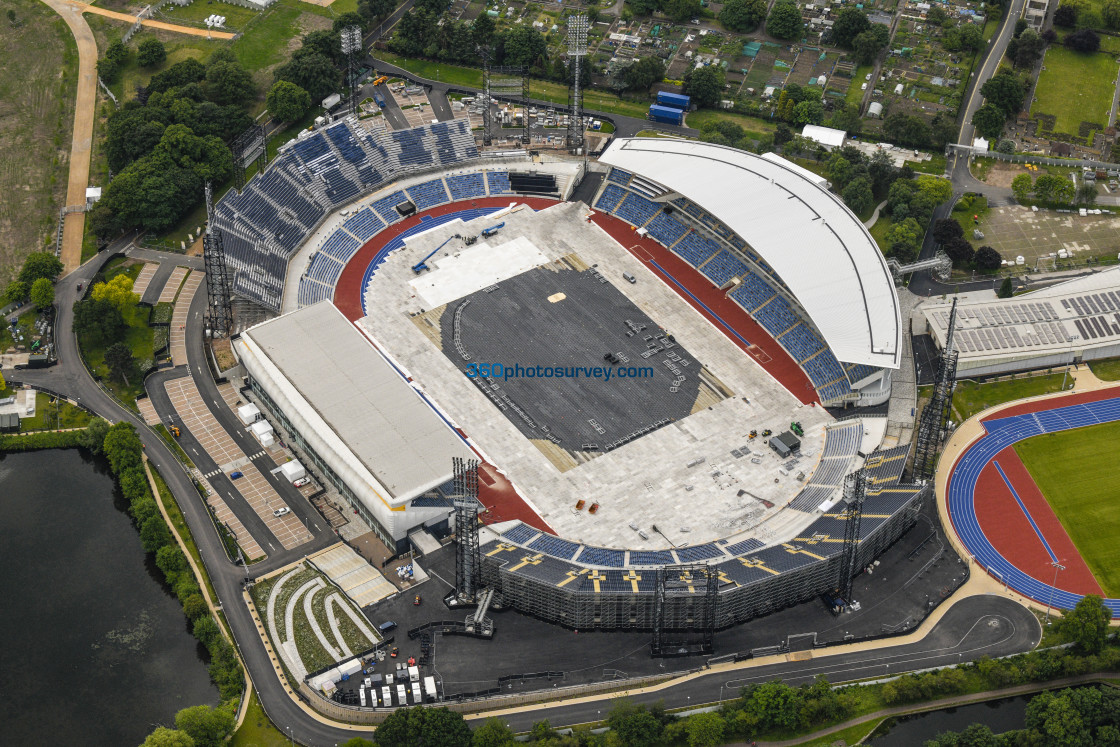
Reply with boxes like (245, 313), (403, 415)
(665, 0), (703, 22)
(1012, 173), (1034, 203)
(980, 71), (1025, 118)
(883, 112), (933, 147)
(375, 707), (471, 747)
(853, 28), (888, 65)
(275, 52), (340, 104)
(683, 65), (726, 108)
(1067, 27), (1101, 52)
(885, 217), (923, 261)
(471, 717), (515, 747)
(97, 56), (120, 85)
(971, 103), (1006, 139)
(206, 60), (255, 106)
(608, 702), (664, 747)
(828, 154), (854, 188)
(1055, 2), (1079, 26)
(998, 277), (1014, 298)
(266, 80), (311, 123)
(843, 176), (875, 215)
(18, 251), (63, 286)
(73, 297), (125, 344)
(359, 0), (395, 22)
(719, 0), (767, 32)
(833, 7), (871, 48)
(686, 711), (725, 747)
(766, 0), (804, 40)
(974, 245), (1002, 270)
(1102, 0), (1120, 27)
(1035, 173), (1076, 204)
(624, 56), (666, 93)
(1013, 28), (1045, 68)
(183, 593), (209, 621)
(138, 38), (167, 67)
(148, 58), (206, 93)
(916, 175), (952, 206)
(1060, 594), (1111, 653)
(4, 280), (28, 304)
(497, 25), (547, 69)
(105, 341), (135, 385)
(141, 727), (195, 747)
(932, 217), (964, 245)
(91, 274), (138, 315)
(29, 277), (54, 310)
(792, 99), (824, 126)
(944, 236), (975, 266)
(175, 704), (235, 747)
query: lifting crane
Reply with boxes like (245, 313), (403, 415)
(411, 234), (462, 274)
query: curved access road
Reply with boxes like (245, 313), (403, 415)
(39, 0), (98, 275)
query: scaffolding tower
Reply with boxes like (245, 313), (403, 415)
(485, 65), (530, 145)
(452, 457), (482, 603)
(566, 14), (589, 153)
(651, 564), (718, 657)
(341, 25), (363, 117)
(202, 182), (234, 338)
(837, 469), (867, 604)
(912, 298), (959, 481)
(231, 124), (267, 192)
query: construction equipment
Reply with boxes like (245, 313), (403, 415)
(372, 75), (389, 86)
(480, 222), (505, 238)
(411, 234), (461, 274)
(790, 421), (804, 437)
(170, 425), (181, 438)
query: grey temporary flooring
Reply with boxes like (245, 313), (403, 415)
(358, 201), (839, 550)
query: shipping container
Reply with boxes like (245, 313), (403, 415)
(656, 91), (691, 110)
(648, 104), (684, 125)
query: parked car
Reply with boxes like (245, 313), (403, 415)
(293, 477), (310, 487)
(273, 507), (290, 517)
(230, 471), (244, 479)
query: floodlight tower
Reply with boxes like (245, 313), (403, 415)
(912, 298), (959, 481)
(202, 182), (233, 338)
(341, 25), (363, 116)
(566, 14), (589, 153)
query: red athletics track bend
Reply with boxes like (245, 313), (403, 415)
(973, 446), (1103, 595)
(332, 197), (561, 534)
(981, 385), (1120, 420)
(333, 197), (561, 322)
(589, 212), (820, 406)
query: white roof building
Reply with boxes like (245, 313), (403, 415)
(801, 124), (846, 149)
(234, 302), (474, 547)
(599, 138), (902, 369)
(921, 268), (1120, 377)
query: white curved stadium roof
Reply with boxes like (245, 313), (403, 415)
(600, 138), (902, 369)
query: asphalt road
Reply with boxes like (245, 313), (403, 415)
(957, 0), (1026, 146)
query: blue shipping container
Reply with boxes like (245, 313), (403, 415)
(657, 91), (691, 110)
(648, 104), (684, 125)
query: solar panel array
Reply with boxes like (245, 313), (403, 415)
(214, 118), (480, 311)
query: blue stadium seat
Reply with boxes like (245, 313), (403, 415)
(673, 231), (720, 268)
(342, 208), (384, 240)
(446, 173), (486, 201)
(606, 168), (632, 185)
(645, 211), (689, 247)
(698, 250), (746, 286)
(595, 184), (626, 213)
(487, 171), (511, 194)
(406, 179), (451, 210)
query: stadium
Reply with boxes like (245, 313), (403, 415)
(223, 118), (929, 635)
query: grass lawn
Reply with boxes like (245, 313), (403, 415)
(1030, 47), (1118, 136)
(951, 373), (1067, 421)
(971, 156), (995, 182)
(869, 214), (893, 254)
(684, 107), (777, 137)
(1088, 357), (1120, 381)
(799, 717), (884, 747)
(79, 264), (154, 409)
(1014, 420), (1120, 596)
(846, 65), (872, 107)
(230, 690), (289, 747)
(0, 0), (79, 285)
(910, 153), (948, 175)
(952, 193), (989, 235)
(19, 393), (92, 431)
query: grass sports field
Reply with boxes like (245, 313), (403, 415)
(1014, 420), (1120, 597)
(1030, 46), (1118, 137)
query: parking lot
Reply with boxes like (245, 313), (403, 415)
(978, 205), (1120, 267)
(163, 377), (313, 551)
(388, 84), (436, 129)
(170, 271), (203, 366)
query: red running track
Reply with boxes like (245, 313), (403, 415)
(589, 212), (820, 406)
(332, 197), (561, 533)
(333, 196), (561, 322)
(972, 446), (1103, 595)
(981, 385), (1120, 421)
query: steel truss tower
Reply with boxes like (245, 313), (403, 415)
(651, 564), (718, 657)
(837, 469), (867, 603)
(566, 14), (589, 153)
(912, 298), (959, 481)
(202, 182), (234, 338)
(484, 64), (530, 145)
(452, 457), (482, 602)
(231, 124), (267, 192)
(341, 25), (363, 117)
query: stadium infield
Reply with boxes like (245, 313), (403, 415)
(1013, 420), (1120, 597)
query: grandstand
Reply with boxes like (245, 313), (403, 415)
(214, 117), (483, 312)
(594, 138), (902, 407)
(479, 439), (926, 630)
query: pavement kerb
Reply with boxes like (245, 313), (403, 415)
(932, 373), (1120, 623)
(143, 454), (257, 728)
